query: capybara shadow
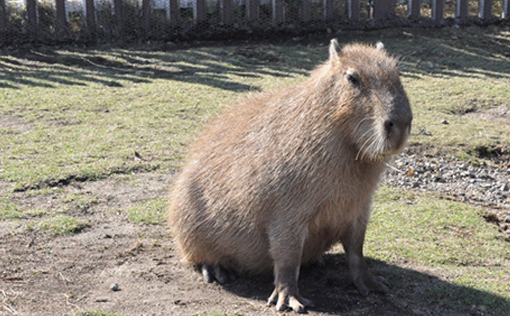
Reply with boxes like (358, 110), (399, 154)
(219, 253), (510, 315)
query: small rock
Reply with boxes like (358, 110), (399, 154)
(110, 283), (119, 291)
(501, 182), (509, 191)
(504, 215), (510, 223)
(418, 129), (432, 136)
(441, 119), (449, 125)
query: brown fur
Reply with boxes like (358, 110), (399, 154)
(168, 40), (412, 313)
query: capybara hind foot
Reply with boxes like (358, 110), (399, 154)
(353, 273), (390, 297)
(198, 264), (236, 284)
(267, 288), (314, 313)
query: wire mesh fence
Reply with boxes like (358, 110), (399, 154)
(0, 0), (508, 45)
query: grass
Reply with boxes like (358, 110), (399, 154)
(34, 214), (89, 235)
(126, 197), (167, 225)
(0, 25), (509, 314)
(366, 187), (510, 313)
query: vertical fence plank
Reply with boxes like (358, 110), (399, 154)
(431, 0), (444, 21)
(114, 0), (124, 33)
(373, 0), (394, 20)
(85, 0), (96, 34)
(348, 0), (360, 21)
(479, 0), (493, 20)
(455, 0), (468, 20)
(246, 0), (259, 22)
(0, 0), (6, 33)
(323, 0), (334, 22)
(26, 0), (38, 35)
(194, 0), (207, 24)
(272, 0), (284, 25)
(504, 0), (509, 18)
(142, 0), (151, 34)
(407, 0), (420, 20)
(169, 0), (180, 25)
(220, 0), (233, 25)
(56, 0), (67, 32)
(300, 0), (311, 23)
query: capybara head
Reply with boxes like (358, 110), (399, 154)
(327, 40), (413, 161)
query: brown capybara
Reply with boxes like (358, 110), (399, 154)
(168, 39), (412, 313)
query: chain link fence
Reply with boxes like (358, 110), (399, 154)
(0, 0), (508, 45)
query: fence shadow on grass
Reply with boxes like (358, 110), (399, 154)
(0, 27), (509, 91)
(0, 43), (315, 92)
(222, 253), (509, 315)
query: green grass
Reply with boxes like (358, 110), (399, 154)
(369, 187), (508, 267)
(35, 214), (89, 235)
(370, 187), (509, 290)
(126, 197), (167, 225)
(0, 197), (23, 220)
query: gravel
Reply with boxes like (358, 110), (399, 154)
(383, 152), (510, 233)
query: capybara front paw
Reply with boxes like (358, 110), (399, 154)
(354, 274), (389, 296)
(267, 288), (314, 313)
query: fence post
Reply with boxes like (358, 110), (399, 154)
(348, 0), (360, 21)
(26, 0), (38, 36)
(479, 0), (493, 20)
(455, 0), (468, 21)
(142, 0), (151, 35)
(0, 0), (6, 36)
(220, 0), (233, 25)
(407, 0), (420, 20)
(194, 0), (207, 24)
(504, 0), (509, 18)
(300, 0), (311, 23)
(169, 0), (180, 26)
(373, 0), (394, 20)
(114, 0), (124, 34)
(55, 0), (67, 33)
(431, 0), (444, 21)
(246, 0), (259, 22)
(272, 0), (284, 25)
(323, 0), (334, 22)
(85, 0), (96, 35)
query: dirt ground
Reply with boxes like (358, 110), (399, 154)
(0, 170), (504, 316)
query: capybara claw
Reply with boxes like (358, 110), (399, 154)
(268, 290), (313, 313)
(199, 264), (235, 285)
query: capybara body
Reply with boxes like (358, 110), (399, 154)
(168, 40), (412, 313)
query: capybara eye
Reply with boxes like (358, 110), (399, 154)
(346, 69), (360, 86)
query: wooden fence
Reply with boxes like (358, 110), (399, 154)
(0, 0), (508, 44)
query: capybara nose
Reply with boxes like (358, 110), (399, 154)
(384, 120), (394, 135)
(385, 119), (412, 136)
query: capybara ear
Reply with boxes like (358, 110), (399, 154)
(376, 42), (385, 51)
(329, 39), (341, 63)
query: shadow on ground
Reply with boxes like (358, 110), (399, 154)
(221, 253), (509, 315)
(0, 43), (311, 91)
(0, 25), (509, 91)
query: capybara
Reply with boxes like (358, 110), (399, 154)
(168, 39), (412, 313)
